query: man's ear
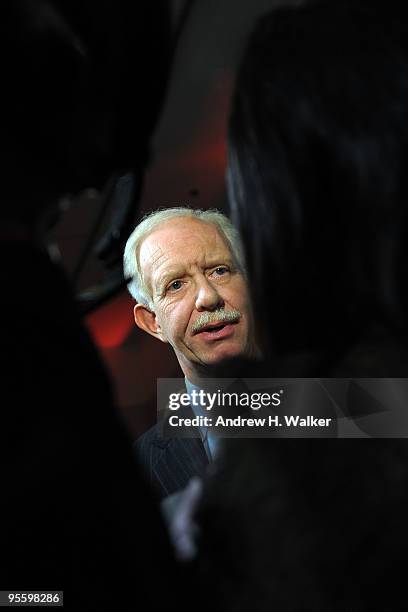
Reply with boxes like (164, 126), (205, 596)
(133, 304), (167, 343)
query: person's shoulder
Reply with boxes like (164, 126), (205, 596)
(157, 386), (187, 419)
(136, 421), (167, 454)
(135, 394), (192, 456)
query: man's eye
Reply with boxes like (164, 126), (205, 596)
(213, 267), (229, 276)
(168, 280), (182, 291)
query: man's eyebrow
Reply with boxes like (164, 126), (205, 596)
(154, 268), (186, 290)
(206, 257), (235, 268)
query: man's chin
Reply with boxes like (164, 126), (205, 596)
(199, 345), (248, 370)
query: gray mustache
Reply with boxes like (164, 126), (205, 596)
(192, 309), (241, 333)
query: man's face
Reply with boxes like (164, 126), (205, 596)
(134, 217), (253, 382)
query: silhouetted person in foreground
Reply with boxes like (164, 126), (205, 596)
(227, 0), (408, 376)
(192, 2), (408, 610)
(1, 2), (198, 610)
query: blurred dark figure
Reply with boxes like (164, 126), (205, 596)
(197, 437), (408, 611)
(193, 1), (408, 610)
(1, 1), (196, 610)
(2, 0), (169, 226)
(227, 0), (408, 376)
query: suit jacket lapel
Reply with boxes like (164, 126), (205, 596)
(151, 402), (209, 497)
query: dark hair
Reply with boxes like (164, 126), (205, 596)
(227, 0), (408, 356)
(2, 0), (170, 221)
(195, 8), (408, 610)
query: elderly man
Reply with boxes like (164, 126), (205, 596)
(124, 207), (254, 498)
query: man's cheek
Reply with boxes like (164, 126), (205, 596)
(163, 320), (184, 348)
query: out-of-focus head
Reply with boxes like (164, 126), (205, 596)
(2, 0), (171, 225)
(227, 0), (408, 356)
(124, 208), (254, 383)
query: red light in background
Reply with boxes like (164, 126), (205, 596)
(86, 292), (134, 349)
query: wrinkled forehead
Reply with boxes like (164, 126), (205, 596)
(138, 218), (233, 287)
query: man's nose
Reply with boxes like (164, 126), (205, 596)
(195, 277), (224, 311)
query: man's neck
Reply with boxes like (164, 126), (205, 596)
(181, 366), (210, 388)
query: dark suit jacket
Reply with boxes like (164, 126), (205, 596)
(136, 403), (210, 500)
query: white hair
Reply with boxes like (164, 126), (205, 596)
(123, 206), (246, 309)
